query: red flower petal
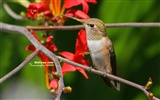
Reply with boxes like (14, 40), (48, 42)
(62, 63), (88, 79)
(59, 52), (74, 60)
(41, 0), (50, 8)
(85, 0), (97, 4)
(81, 59), (89, 66)
(62, 63), (76, 75)
(65, 10), (89, 19)
(73, 54), (89, 67)
(26, 45), (36, 51)
(51, 17), (58, 22)
(50, 79), (58, 90)
(73, 54), (89, 79)
(74, 10), (90, 19)
(27, 2), (49, 18)
(75, 29), (88, 54)
(64, 0), (97, 13)
(64, 0), (81, 9)
(76, 67), (88, 79)
(43, 10), (53, 18)
(81, 1), (89, 13)
(50, 44), (58, 52)
(38, 52), (50, 62)
(46, 36), (53, 43)
(46, 36), (58, 52)
(73, 54), (84, 62)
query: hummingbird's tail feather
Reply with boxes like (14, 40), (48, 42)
(102, 77), (120, 91)
(111, 80), (120, 91)
(101, 77), (113, 87)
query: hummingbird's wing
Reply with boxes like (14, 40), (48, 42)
(108, 43), (120, 91)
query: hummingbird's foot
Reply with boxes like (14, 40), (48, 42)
(102, 72), (107, 78)
(87, 66), (94, 73)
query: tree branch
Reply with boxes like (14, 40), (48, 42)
(3, 3), (23, 20)
(0, 22), (64, 100)
(26, 23), (160, 31)
(0, 49), (40, 83)
(57, 56), (159, 100)
(0, 22), (159, 100)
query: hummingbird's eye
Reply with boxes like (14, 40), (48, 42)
(88, 24), (95, 28)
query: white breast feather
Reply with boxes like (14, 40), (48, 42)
(87, 37), (107, 53)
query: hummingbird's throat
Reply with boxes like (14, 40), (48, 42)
(86, 29), (103, 40)
(87, 34), (102, 40)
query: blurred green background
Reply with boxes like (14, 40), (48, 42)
(0, 0), (160, 100)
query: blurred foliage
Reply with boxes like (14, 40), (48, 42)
(0, 0), (160, 100)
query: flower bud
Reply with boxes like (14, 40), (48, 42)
(145, 77), (153, 90)
(148, 92), (153, 100)
(63, 86), (72, 93)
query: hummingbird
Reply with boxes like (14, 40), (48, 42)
(64, 15), (120, 91)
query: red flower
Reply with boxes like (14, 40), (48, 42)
(27, 2), (49, 18)
(64, 0), (97, 13)
(59, 29), (89, 79)
(50, 79), (58, 90)
(46, 36), (57, 52)
(26, 0), (97, 24)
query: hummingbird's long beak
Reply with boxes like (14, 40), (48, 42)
(62, 15), (84, 23)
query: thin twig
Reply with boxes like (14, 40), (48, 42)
(0, 49), (40, 83)
(3, 3), (23, 20)
(0, 22), (159, 100)
(105, 23), (160, 27)
(26, 23), (160, 31)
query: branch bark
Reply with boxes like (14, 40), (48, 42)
(26, 23), (160, 31)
